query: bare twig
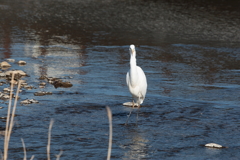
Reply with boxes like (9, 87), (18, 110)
(47, 119), (54, 160)
(21, 138), (27, 160)
(106, 106), (112, 160)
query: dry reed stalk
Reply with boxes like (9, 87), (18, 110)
(21, 138), (27, 160)
(47, 119), (54, 160)
(106, 106), (112, 160)
(55, 150), (63, 160)
(30, 155), (35, 160)
(4, 73), (15, 160)
(7, 80), (22, 145)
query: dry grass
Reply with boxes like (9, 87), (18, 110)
(21, 138), (27, 160)
(4, 73), (22, 160)
(106, 106), (112, 160)
(2, 74), (113, 160)
(47, 119), (54, 160)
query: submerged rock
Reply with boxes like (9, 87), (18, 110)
(39, 82), (46, 86)
(0, 92), (15, 100)
(39, 75), (47, 80)
(6, 59), (15, 63)
(24, 85), (34, 90)
(21, 99), (39, 104)
(34, 91), (52, 96)
(39, 82), (46, 88)
(43, 76), (73, 88)
(53, 81), (73, 88)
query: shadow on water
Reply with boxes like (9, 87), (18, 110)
(0, 0), (240, 159)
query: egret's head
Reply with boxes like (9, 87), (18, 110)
(129, 44), (136, 56)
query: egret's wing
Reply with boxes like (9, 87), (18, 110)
(136, 66), (147, 99)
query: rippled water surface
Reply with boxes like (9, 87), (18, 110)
(0, 0), (240, 159)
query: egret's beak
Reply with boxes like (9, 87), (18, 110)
(129, 45), (135, 54)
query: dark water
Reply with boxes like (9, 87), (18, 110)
(0, 0), (240, 159)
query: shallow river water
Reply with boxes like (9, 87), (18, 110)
(0, 0), (240, 159)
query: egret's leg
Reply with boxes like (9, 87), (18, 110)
(125, 100), (134, 125)
(125, 110), (132, 125)
(136, 104), (140, 124)
(136, 96), (141, 122)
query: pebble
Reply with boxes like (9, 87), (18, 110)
(24, 85), (34, 90)
(18, 60), (27, 65)
(2, 94), (10, 99)
(1, 61), (11, 68)
(3, 88), (13, 92)
(0, 73), (6, 77)
(123, 102), (139, 107)
(6, 59), (15, 62)
(5, 70), (27, 76)
(39, 82), (46, 86)
(21, 99), (39, 104)
(205, 143), (223, 148)
(0, 131), (5, 135)
(34, 91), (52, 96)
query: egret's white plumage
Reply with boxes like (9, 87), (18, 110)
(126, 44), (147, 107)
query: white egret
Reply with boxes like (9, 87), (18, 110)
(125, 44), (147, 124)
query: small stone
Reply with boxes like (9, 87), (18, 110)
(2, 94), (10, 99)
(29, 99), (39, 103)
(21, 99), (31, 104)
(21, 99), (39, 104)
(21, 82), (28, 86)
(24, 85), (34, 90)
(1, 61), (11, 68)
(53, 81), (73, 88)
(3, 88), (12, 92)
(123, 102), (139, 107)
(205, 143), (223, 148)
(18, 60), (27, 65)
(0, 73), (6, 77)
(39, 76), (47, 80)
(34, 91), (52, 96)
(5, 70), (27, 76)
(0, 131), (5, 135)
(39, 82), (46, 86)
(6, 59), (15, 62)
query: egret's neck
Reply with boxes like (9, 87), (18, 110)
(129, 54), (138, 85)
(130, 55), (137, 67)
